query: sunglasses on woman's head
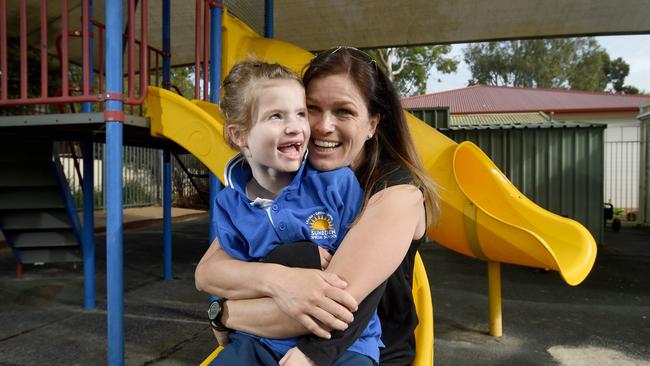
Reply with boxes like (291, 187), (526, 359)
(321, 46), (378, 69)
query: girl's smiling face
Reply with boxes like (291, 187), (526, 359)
(230, 78), (310, 176)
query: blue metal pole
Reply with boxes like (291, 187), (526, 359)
(209, 1), (223, 243)
(82, 141), (95, 309)
(81, 0), (95, 310)
(162, 151), (172, 280)
(264, 0), (274, 38)
(105, 0), (124, 364)
(162, 0), (172, 281)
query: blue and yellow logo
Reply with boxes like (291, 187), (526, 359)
(306, 211), (337, 240)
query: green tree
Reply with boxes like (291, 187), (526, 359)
(604, 57), (639, 94)
(620, 85), (640, 95)
(169, 65), (197, 98)
(367, 46), (458, 97)
(463, 38), (639, 93)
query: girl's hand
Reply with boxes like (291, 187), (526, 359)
(211, 328), (231, 347)
(318, 247), (332, 270)
(279, 347), (317, 366)
(270, 267), (358, 339)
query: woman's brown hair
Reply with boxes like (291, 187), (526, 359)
(303, 47), (439, 228)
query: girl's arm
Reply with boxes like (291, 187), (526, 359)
(223, 297), (313, 339)
(195, 238), (357, 338)
(195, 239), (285, 299)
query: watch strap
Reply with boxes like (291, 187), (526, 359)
(209, 298), (230, 331)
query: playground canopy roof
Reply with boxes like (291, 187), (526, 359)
(9, 0), (650, 68)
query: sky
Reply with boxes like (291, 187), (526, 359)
(425, 35), (650, 94)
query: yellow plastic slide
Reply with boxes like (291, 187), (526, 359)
(146, 11), (596, 286)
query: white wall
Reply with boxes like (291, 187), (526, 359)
(639, 106), (650, 225)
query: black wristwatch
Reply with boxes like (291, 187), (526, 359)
(207, 298), (230, 331)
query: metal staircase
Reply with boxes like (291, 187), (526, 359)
(0, 139), (82, 265)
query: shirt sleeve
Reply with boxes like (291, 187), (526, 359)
(214, 193), (251, 261)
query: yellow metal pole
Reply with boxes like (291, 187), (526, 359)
(488, 261), (502, 337)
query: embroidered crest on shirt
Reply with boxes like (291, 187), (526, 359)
(306, 211), (337, 240)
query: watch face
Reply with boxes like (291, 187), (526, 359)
(208, 300), (222, 320)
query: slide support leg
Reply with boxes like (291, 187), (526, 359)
(488, 261), (502, 337)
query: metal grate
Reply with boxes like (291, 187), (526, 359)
(225, 0), (265, 36)
(55, 142), (209, 209)
(604, 125), (641, 212)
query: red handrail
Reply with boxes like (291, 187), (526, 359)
(0, 0), (151, 108)
(40, 0), (48, 99)
(194, 0), (213, 101)
(195, 0), (201, 100)
(19, 0), (28, 100)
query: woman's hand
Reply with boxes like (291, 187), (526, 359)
(279, 347), (317, 366)
(270, 267), (358, 339)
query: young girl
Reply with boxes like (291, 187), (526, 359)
(207, 60), (382, 366)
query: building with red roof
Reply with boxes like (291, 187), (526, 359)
(402, 84), (650, 124)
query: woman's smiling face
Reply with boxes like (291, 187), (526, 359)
(306, 73), (378, 171)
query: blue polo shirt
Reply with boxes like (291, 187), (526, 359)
(214, 154), (383, 362)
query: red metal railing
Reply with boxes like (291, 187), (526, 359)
(195, 0), (213, 101)
(0, 0), (151, 108)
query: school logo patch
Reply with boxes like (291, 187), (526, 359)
(306, 211), (337, 240)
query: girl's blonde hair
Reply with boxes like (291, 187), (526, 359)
(220, 60), (302, 149)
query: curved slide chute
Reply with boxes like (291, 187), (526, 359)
(146, 12), (596, 286)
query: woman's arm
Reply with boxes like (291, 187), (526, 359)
(325, 184), (426, 302)
(289, 185), (425, 365)
(195, 238), (357, 338)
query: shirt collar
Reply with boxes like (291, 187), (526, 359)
(223, 152), (309, 201)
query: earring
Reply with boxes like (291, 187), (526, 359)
(367, 134), (373, 140)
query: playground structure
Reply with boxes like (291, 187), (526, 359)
(8, 0), (649, 364)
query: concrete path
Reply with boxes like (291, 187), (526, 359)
(425, 225), (650, 365)
(0, 214), (649, 365)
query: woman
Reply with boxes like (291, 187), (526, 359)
(195, 47), (439, 366)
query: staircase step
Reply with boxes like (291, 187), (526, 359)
(17, 247), (82, 264)
(0, 188), (66, 209)
(0, 163), (58, 187)
(0, 210), (73, 230)
(0, 154), (52, 164)
(0, 142), (52, 162)
(9, 230), (78, 248)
